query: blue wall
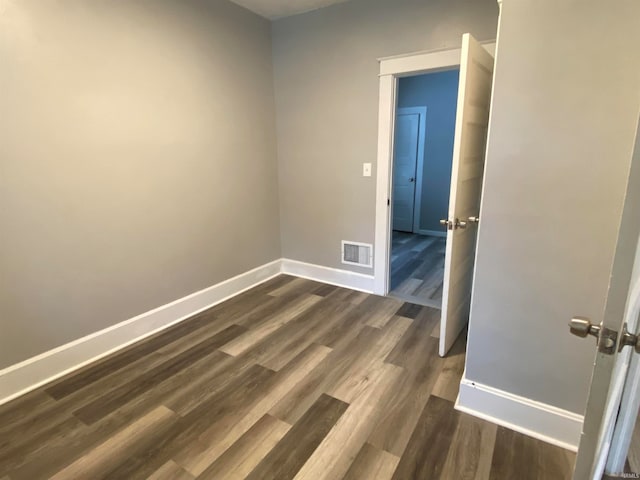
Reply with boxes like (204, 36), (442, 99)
(397, 69), (459, 233)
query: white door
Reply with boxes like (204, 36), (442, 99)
(439, 34), (494, 356)
(573, 118), (640, 480)
(392, 110), (420, 232)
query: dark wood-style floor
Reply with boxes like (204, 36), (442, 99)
(0, 275), (575, 479)
(390, 232), (446, 308)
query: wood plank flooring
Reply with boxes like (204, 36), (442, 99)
(390, 231), (446, 308)
(0, 275), (575, 479)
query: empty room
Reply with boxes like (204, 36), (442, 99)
(1, 0), (640, 479)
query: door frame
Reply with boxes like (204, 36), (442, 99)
(394, 106), (427, 235)
(373, 43), (495, 296)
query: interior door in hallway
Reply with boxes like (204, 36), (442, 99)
(392, 109), (420, 232)
(440, 33), (494, 356)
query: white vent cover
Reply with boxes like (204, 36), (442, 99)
(341, 241), (373, 268)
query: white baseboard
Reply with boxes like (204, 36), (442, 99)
(0, 259), (282, 406)
(0, 254), (587, 457)
(417, 229), (447, 238)
(456, 377), (583, 451)
(281, 258), (375, 293)
(0, 257), (376, 406)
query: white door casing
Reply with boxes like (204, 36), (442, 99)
(373, 41), (496, 298)
(439, 34), (495, 357)
(605, 241), (640, 476)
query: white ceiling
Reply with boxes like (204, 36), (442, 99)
(229, 0), (351, 20)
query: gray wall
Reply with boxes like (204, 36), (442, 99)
(272, 0), (499, 272)
(465, 0), (640, 414)
(397, 70), (459, 233)
(0, 0), (281, 368)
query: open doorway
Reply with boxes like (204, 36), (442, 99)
(374, 35), (495, 356)
(389, 70), (459, 309)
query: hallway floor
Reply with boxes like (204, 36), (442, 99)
(389, 231), (446, 308)
(0, 276), (575, 479)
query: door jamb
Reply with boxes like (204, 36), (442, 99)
(373, 43), (495, 296)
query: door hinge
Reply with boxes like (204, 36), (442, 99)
(387, 198), (390, 206)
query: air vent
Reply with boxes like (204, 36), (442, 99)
(341, 241), (373, 268)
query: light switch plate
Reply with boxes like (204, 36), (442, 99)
(363, 163), (372, 177)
